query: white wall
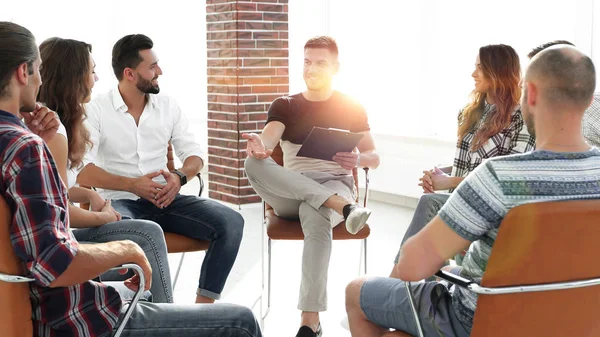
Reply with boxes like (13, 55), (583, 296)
(289, 0), (596, 202)
(4, 1), (598, 202)
(1, 1), (208, 158)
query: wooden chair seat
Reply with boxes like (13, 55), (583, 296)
(164, 232), (210, 253)
(265, 208), (370, 240)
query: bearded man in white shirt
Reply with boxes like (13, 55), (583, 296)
(78, 34), (244, 304)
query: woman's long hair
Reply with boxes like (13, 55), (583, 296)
(38, 38), (93, 169)
(457, 44), (521, 151)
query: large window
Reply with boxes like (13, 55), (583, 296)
(1, 1), (208, 151)
(290, 0), (594, 139)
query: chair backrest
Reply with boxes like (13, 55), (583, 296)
(471, 199), (600, 337)
(270, 143), (360, 201)
(0, 196), (33, 337)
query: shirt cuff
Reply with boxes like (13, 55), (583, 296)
(29, 233), (79, 287)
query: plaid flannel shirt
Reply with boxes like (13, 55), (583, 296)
(0, 110), (121, 337)
(582, 93), (600, 148)
(451, 103), (536, 179)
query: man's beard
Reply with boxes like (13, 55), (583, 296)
(20, 88), (38, 113)
(136, 77), (160, 94)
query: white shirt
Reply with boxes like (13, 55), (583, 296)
(56, 122), (81, 189)
(83, 87), (205, 200)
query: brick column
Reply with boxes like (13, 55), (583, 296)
(206, 0), (289, 205)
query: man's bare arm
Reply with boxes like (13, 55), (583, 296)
(50, 240), (151, 291)
(394, 216), (471, 281)
(356, 131), (380, 169)
(176, 156), (203, 181)
(77, 164), (135, 191)
(260, 121), (285, 150)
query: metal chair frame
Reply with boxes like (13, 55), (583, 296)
(0, 263), (145, 337)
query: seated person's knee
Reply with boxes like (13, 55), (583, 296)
(243, 156), (263, 176)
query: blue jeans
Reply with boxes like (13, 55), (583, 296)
(360, 277), (469, 337)
(115, 302), (262, 337)
(111, 194), (244, 300)
(73, 220), (173, 303)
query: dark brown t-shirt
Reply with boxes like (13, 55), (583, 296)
(266, 91), (370, 173)
(266, 91), (370, 144)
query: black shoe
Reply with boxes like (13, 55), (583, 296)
(295, 323), (322, 337)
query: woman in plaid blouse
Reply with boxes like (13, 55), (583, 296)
(391, 44), (535, 276)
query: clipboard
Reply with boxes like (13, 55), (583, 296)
(296, 127), (364, 161)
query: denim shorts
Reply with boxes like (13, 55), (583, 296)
(360, 277), (470, 337)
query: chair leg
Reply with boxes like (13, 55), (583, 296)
(261, 237), (272, 321)
(405, 281), (424, 337)
(358, 238), (364, 275)
(363, 238), (368, 275)
(172, 252), (186, 290)
(359, 238), (368, 275)
(267, 238), (272, 309)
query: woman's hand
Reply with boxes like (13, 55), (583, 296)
(88, 190), (106, 212)
(419, 167), (456, 192)
(99, 200), (122, 224)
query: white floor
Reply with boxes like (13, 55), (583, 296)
(172, 180), (414, 336)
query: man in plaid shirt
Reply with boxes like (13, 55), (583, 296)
(0, 22), (262, 337)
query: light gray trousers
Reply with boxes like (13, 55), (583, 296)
(245, 157), (355, 312)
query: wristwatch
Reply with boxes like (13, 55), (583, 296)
(173, 170), (187, 186)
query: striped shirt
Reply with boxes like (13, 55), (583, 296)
(439, 148), (600, 330)
(451, 103), (536, 179)
(0, 110), (121, 336)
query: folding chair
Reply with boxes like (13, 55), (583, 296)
(261, 144), (371, 321)
(396, 199), (600, 337)
(0, 196), (145, 337)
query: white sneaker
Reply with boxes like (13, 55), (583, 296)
(345, 206), (372, 235)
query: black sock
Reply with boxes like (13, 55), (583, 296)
(343, 203), (357, 219)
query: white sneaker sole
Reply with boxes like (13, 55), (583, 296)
(346, 208), (372, 235)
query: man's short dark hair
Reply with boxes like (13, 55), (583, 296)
(528, 47), (596, 107)
(304, 36), (338, 57)
(0, 22), (38, 98)
(112, 34), (154, 80)
(528, 40), (575, 59)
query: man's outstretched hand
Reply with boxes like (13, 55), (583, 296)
(242, 133), (272, 160)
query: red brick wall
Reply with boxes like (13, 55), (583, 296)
(206, 0), (289, 205)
